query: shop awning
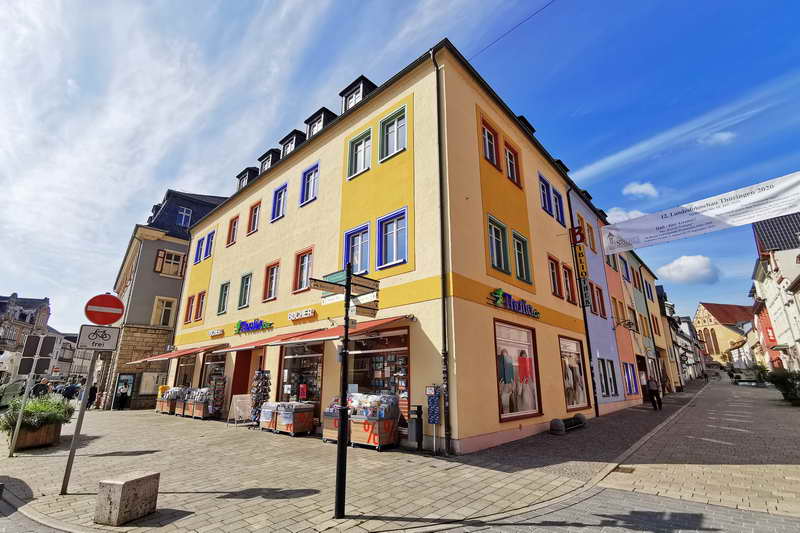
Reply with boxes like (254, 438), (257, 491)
(126, 343), (227, 365)
(269, 315), (412, 346)
(210, 330), (324, 354)
(771, 344), (791, 351)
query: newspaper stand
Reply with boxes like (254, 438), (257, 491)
(274, 404), (315, 437)
(321, 410), (350, 444)
(349, 416), (398, 451)
(259, 403), (278, 432)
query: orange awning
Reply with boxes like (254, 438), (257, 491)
(269, 316), (411, 346)
(210, 329), (324, 354)
(126, 343), (227, 365)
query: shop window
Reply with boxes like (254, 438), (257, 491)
(227, 216), (238, 246)
(552, 189), (565, 225)
(272, 184), (288, 221)
(194, 237), (204, 264)
(194, 291), (206, 321)
(174, 355), (195, 387)
(348, 130), (371, 178)
(263, 262), (279, 301)
(279, 343), (324, 418)
(548, 256), (563, 298)
(247, 202), (261, 234)
(562, 265), (577, 304)
(377, 208), (407, 269)
(598, 358), (610, 396)
(200, 353), (226, 389)
(203, 231), (215, 259)
(294, 249), (313, 291)
(184, 295), (195, 323)
(380, 107), (406, 160)
(218, 282), (230, 314)
(482, 124), (498, 166)
(607, 360), (618, 396)
(495, 321), (540, 420)
(624, 363), (638, 395)
(539, 175), (553, 214)
(505, 145), (519, 185)
(560, 336), (589, 410)
(344, 224), (370, 274)
(488, 216), (509, 273)
(512, 232), (531, 283)
(300, 165), (319, 206)
(239, 273), (252, 308)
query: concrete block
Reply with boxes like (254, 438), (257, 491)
(94, 471), (160, 526)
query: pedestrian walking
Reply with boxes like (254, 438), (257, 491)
(87, 383), (98, 409)
(703, 372), (709, 384)
(646, 377), (662, 411)
(31, 378), (50, 397)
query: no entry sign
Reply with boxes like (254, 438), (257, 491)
(84, 293), (125, 325)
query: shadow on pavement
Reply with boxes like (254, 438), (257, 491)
(0, 476), (33, 502)
(158, 487), (320, 500)
(125, 508), (194, 527)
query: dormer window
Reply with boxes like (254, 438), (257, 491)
(339, 76), (377, 113)
(237, 175), (248, 191)
(258, 149), (281, 174)
(304, 107), (337, 138)
(235, 167), (259, 192)
(279, 130), (306, 158)
(344, 86), (362, 111)
(177, 207), (192, 227)
(283, 138), (295, 156)
(310, 117), (323, 136)
(260, 157), (271, 173)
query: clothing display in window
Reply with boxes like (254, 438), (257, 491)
(495, 322), (539, 418)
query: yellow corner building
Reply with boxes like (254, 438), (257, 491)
(165, 40), (596, 454)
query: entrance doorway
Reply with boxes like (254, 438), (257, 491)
(636, 355), (648, 403)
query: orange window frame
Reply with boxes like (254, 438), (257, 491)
(263, 261), (280, 301)
(227, 216), (239, 246)
(194, 291), (206, 321)
(247, 202), (261, 234)
(184, 295), (195, 323)
(293, 246), (314, 293)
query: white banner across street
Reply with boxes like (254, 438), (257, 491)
(601, 171), (800, 254)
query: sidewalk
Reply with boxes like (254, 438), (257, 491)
(0, 383), (703, 532)
(600, 380), (800, 517)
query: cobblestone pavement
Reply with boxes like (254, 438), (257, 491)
(447, 486), (800, 532)
(0, 498), (59, 533)
(0, 382), (702, 532)
(600, 380), (800, 517)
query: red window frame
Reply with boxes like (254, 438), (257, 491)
(548, 256), (563, 298)
(227, 216), (239, 246)
(194, 291), (206, 321)
(247, 202), (261, 234)
(562, 264), (577, 304)
(184, 295), (195, 323)
(595, 285), (607, 318)
(481, 122), (500, 169)
(293, 247), (313, 293)
(263, 261), (280, 301)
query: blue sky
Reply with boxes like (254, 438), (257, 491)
(2, 1), (799, 331)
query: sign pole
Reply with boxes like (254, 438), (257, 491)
(8, 338), (42, 458)
(60, 350), (99, 494)
(334, 262), (353, 519)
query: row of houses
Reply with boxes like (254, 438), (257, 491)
(96, 39), (707, 453)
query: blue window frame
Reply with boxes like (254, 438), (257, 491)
(204, 231), (215, 259)
(271, 183), (288, 221)
(300, 163), (319, 206)
(194, 237), (204, 264)
(620, 256), (631, 281)
(539, 175), (553, 214)
(377, 207), (407, 269)
(552, 190), (565, 225)
(343, 223), (370, 274)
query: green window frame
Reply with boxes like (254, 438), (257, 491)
(488, 216), (510, 273)
(218, 281), (230, 315)
(512, 231), (531, 283)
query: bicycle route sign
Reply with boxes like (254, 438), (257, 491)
(84, 293), (125, 325)
(77, 324), (121, 351)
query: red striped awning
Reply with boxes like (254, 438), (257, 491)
(126, 343), (227, 365)
(269, 316), (411, 346)
(210, 329), (324, 354)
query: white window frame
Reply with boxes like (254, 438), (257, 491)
(310, 117), (323, 136)
(488, 217), (509, 273)
(512, 231), (530, 283)
(282, 138), (295, 157)
(482, 126), (497, 165)
(348, 129), (372, 178)
(151, 297), (177, 327)
(238, 273), (252, 309)
(218, 281), (230, 315)
(237, 176), (248, 191)
(346, 227), (370, 274)
(177, 207), (192, 227)
(260, 157), (272, 173)
(379, 107), (407, 161)
(295, 252), (313, 291)
(161, 251), (184, 277)
(505, 147), (518, 183)
(265, 264), (279, 301)
(300, 166), (319, 206)
(345, 85), (362, 111)
(378, 210), (407, 269)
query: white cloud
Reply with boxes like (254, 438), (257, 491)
(656, 255), (720, 284)
(622, 181), (658, 198)
(606, 207), (646, 223)
(698, 131), (736, 146)
(571, 71), (800, 184)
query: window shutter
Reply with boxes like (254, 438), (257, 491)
(179, 254), (187, 277)
(154, 249), (166, 272)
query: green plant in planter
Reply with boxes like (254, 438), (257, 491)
(0, 394), (75, 435)
(750, 363), (769, 383)
(766, 369), (793, 400)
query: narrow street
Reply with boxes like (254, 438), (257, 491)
(2, 381), (799, 532)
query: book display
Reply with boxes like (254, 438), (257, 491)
(249, 370), (271, 422)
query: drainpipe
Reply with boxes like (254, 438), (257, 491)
(430, 48), (452, 454)
(565, 189), (600, 418)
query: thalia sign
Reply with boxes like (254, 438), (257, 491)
(234, 319), (273, 334)
(488, 289), (541, 319)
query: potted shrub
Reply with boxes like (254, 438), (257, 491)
(0, 393), (75, 450)
(766, 369), (794, 400)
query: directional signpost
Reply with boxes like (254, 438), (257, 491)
(59, 294), (124, 494)
(309, 266), (379, 519)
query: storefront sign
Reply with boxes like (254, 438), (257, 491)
(601, 171), (800, 253)
(208, 328), (224, 337)
(288, 308), (316, 321)
(234, 319), (273, 335)
(578, 278), (592, 308)
(488, 289), (541, 319)
(575, 245), (588, 278)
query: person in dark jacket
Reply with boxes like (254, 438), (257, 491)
(31, 378), (50, 397)
(646, 377), (662, 411)
(87, 383), (98, 409)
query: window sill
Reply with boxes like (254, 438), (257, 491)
(159, 273), (183, 280)
(237, 304), (249, 310)
(217, 310), (227, 316)
(299, 197), (317, 208)
(262, 297), (277, 303)
(226, 241), (236, 247)
(270, 214), (285, 223)
(484, 155), (501, 171)
(377, 259), (407, 271)
(515, 277), (533, 285)
(378, 147), (406, 164)
(346, 167), (370, 181)
(292, 287), (311, 294)
(246, 229), (258, 236)
(507, 176), (523, 190)
(552, 293), (564, 299)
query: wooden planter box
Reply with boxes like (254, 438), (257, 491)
(187, 401), (210, 419)
(275, 410), (314, 436)
(174, 400), (187, 416)
(12, 423), (62, 450)
(321, 413), (349, 444)
(349, 417), (397, 450)
(155, 399), (176, 414)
